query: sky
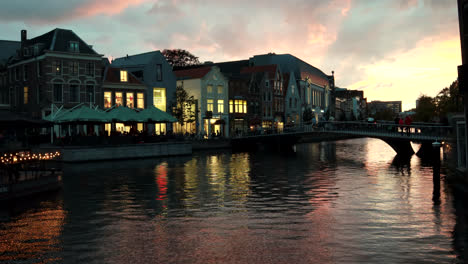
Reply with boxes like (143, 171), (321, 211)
(0, 0), (462, 110)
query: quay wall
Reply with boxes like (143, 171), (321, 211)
(61, 142), (192, 162)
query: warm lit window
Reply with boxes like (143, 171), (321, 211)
(207, 85), (213, 94)
(243, 100), (247, 113)
(23, 87), (28, 104)
(229, 100), (233, 113)
(120, 71), (128, 82)
(217, 99), (224, 113)
(153, 88), (166, 111)
(126, 92), (134, 108)
(217, 85), (223, 94)
(115, 92), (123, 106)
(55, 60), (61, 75)
(104, 92), (112, 108)
(207, 99), (213, 112)
(137, 93), (144, 109)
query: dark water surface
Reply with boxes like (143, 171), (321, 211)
(1, 138), (467, 263)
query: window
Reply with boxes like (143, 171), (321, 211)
(156, 64), (162, 81)
(86, 63), (94, 77)
(137, 93), (144, 109)
(23, 87), (28, 104)
(217, 85), (223, 94)
(53, 83), (63, 102)
(217, 99), (224, 113)
(120, 70), (128, 82)
(229, 100), (233, 113)
(69, 82), (80, 102)
(23, 65), (28, 80)
(291, 85), (295, 94)
(69, 41), (79, 52)
(207, 85), (213, 94)
(126, 92), (134, 108)
(207, 99), (214, 112)
(115, 92), (123, 106)
(55, 60), (61, 75)
(15, 67), (19, 81)
(37, 61), (42, 77)
(289, 98), (292, 108)
(265, 80), (269, 87)
(86, 85), (94, 103)
(153, 88), (166, 111)
(295, 98), (297, 108)
(70, 62), (79, 75)
(104, 92), (112, 108)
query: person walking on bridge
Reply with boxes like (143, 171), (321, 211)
(405, 115), (413, 136)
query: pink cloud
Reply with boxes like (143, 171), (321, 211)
(73, 0), (149, 18)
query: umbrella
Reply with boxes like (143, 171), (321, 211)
(107, 106), (143, 122)
(54, 105), (109, 123)
(138, 106), (177, 123)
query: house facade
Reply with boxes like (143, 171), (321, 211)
(7, 29), (104, 119)
(111, 51), (176, 116)
(174, 66), (229, 137)
(283, 72), (301, 126)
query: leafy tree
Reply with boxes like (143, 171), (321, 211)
(303, 107), (313, 123)
(435, 80), (463, 119)
(172, 85), (196, 127)
(414, 95), (436, 122)
(162, 49), (201, 67)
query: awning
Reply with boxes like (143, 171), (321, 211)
(138, 106), (177, 123)
(50, 105), (109, 123)
(0, 110), (52, 127)
(107, 106), (143, 122)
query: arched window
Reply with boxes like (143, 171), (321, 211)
(52, 80), (64, 102)
(69, 80), (80, 103)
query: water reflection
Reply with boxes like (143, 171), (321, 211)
(0, 139), (465, 263)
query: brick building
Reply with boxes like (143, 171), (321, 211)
(7, 28), (104, 119)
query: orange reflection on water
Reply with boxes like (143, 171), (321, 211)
(0, 206), (65, 262)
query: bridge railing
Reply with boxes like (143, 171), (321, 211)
(232, 121), (453, 140)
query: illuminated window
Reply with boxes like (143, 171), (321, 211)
(115, 92), (123, 106)
(217, 99), (224, 113)
(217, 85), (223, 94)
(229, 100), (233, 113)
(70, 61), (78, 75)
(120, 71), (128, 82)
(243, 100), (247, 113)
(104, 92), (112, 108)
(137, 93), (144, 109)
(126, 92), (134, 108)
(207, 85), (213, 94)
(23, 87), (28, 104)
(207, 99), (213, 112)
(54, 60), (61, 75)
(153, 88), (166, 111)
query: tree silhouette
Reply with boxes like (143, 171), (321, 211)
(162, 49), (201, 67)
(172, 85), (196, 126)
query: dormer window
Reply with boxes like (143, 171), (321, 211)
(69, 41), (79, 52)
(120, 70), (128, 82)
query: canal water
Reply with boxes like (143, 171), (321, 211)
(0, 138), (467, 263)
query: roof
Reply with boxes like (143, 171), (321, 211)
(301, 71), (329, 87)
(112, 51), (162, 67)
(103, 67), (145, 85)
(174, 66), (212, 79)
(0, 40), (20, 66)
(240, 64), (278, 79)
(283, 73), (290, 96)
(26, 28), (99, 55)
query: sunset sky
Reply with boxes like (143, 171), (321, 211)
(0, 0), (462, 110)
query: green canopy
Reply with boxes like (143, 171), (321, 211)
(107, 106), (143, 122)
(46, 105), (109, 123)
(138, 106), (177, 123)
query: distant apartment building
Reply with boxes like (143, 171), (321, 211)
(334, 88), (367, 120)
(367, 100), (402, 116)
(6, 29), (104, 119)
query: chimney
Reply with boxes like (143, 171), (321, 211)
(20, 29), (27, 56)
(332, 70), (334, 76)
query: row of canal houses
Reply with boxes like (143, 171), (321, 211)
(0, 28), (335, 137)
